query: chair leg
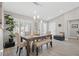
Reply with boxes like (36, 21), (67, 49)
(19, 47), (22, 56)
(50, 41), (52, 47)
(46, 43), (48, 48)
(41, 46), (42, 48)
(32, 44), (34, 52)
(36, 47), (38, 56)
(16, 47), (19, 53)
(25, 46), (28, 56)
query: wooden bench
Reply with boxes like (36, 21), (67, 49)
(33, 37), (52, 55)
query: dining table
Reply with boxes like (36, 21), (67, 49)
(21, 34), (52, 56)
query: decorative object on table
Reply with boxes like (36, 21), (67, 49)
(4, 15), (15, 48)
(72, 24), (78, 28)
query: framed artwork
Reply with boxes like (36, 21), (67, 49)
(58, 24), (61, 27)
(72, 24), (78, 28)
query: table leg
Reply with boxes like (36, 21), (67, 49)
(26, 40), (30, 56)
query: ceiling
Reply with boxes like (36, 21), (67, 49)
(4, 2), (79, 21)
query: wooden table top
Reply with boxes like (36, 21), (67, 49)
(21, 34), (52, 41)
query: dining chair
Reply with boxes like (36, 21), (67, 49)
(15, 33), (27, 56)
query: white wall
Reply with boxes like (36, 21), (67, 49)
(48, 7), (79, 39)
(48, 21), (56, 35)
(48, 15), (65, 35)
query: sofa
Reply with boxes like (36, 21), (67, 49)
(54, 32), (65, 41)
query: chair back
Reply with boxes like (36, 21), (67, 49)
(15, 32), (21, 44)
(46, 31), (51, 35)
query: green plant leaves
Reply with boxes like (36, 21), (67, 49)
(5, 15), (15, 37)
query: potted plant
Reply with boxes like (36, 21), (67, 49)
(4, 15), (15, 48)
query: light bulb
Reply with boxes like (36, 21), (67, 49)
(33, 16), (36, 20)
(37, 15), (40, 19)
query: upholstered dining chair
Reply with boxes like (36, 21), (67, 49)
(15, 33), (27, 56)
